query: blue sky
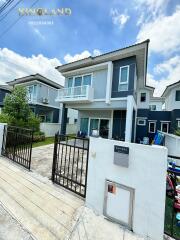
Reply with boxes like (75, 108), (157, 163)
(0, 0), (180, 96)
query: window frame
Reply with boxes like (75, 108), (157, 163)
(161, 122), (169, 133)
(178, 120), (180, 128)
(118, 65), (129, 92)
(66, 73), (93, 89)
(137, 119), (146, 126)
(140, 92), (146, 102)
(148, 121), (156, 133)
(149, 105), (156, 111)
(175, 90), (180, 101)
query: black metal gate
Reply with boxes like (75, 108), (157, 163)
(52, 134), (89, 198)
(165, 155), (180, 240)
(1, 125), (33, 170)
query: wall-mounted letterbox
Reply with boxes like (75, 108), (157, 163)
(114, 145), (129, 167)
(103, 180), (134, 230)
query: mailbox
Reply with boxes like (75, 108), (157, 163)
(114, 145), (129, 167)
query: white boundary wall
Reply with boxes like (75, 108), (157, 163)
(86, 137), (167, 240)
(40, 123), (77, 137)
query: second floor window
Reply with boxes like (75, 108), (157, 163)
(27, 85), (37, 101)
(175, 90), (180, 101)
(140, 93), (146, 102)
(66, 74), (92, 88)
(118, 66), (129, 91)
(149, 105), (156, 111)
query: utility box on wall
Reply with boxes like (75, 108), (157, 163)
(103, 180), (134, 230)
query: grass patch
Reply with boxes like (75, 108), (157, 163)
(32, 137), (54, 148)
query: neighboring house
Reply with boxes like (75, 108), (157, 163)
(0, 85), (12, 113)
(136, 81), (180, 142)
(7, 74), (62, 123)
(56, 40), (150, 142)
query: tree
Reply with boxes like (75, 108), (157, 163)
(3, 86), (31, 121)
(1, 86), (41, 131)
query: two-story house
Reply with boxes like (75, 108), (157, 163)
(0, 85), (12, 113)
(8, 74), (62, 123)
(56, 40), (151, 142)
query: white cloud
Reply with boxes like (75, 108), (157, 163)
(0, 48), (64, 85)
(110, 8), (130, 29)
(147, 56), (180, 96)
(137, 6), (180, 55)
(64, 49), (101, 63)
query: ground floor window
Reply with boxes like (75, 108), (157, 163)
(137, 118), (146, 126)
(177, 120), (180, 128)
(148, 121), (156, 133)
(161, 122), (169, 133)
(80, 117), (109, 138)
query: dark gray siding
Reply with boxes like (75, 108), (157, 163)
(31, 104), (59, 123)
(0, 89), (10, 107)
(136, 109), (171, 143)
(111, 56), (136, 98)
(112, 110), (126, 141)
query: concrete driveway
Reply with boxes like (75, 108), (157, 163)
(31, 144), (54, 179)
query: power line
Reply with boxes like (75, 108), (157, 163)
(0, 0), (22, 22)
(0, 0), (39, 39)
(0, 0), (15, 14)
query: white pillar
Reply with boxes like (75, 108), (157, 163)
(125, 96), (134, 142)
(0, 123), (7, 155)
(105, 61), (113, 104)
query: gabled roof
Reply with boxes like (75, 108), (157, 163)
(0, 85), (12, 91)
(161, 80), (180, 97)
(56, 39), (150, 73)
(7, 73), (63, 89)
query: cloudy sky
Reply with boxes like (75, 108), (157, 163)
(0, 0), (179, 96)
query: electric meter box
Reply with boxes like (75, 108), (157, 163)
(103, 180), (134, 230)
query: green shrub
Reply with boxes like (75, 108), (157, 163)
(175, 128), (180, 136)
(33, 131), (45, 142)
(0, 113), (15, 124)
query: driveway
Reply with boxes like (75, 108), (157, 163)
(31, 144), (54, 179)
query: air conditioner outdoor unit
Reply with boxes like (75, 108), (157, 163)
(42, 97), (49, 104)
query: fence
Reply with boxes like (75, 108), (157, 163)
(52, 134), (89, 198)
(1, 125), (33, 170)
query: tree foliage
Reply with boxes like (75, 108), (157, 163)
(0, 86), (40, 131)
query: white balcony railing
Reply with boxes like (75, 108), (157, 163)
(56, 85), (94, 103)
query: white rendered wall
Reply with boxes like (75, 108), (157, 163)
(40, 123), (77, 137)
(165, 86), (180, 111)
(149, 100), (164, 111)
(137, 89), (151, 109)
(86, 137), (167, 240)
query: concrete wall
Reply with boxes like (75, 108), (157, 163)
(40, 123), (77, 137)
(86, 137), (167, 240)
(137, 89), (151, 109)
(149, 100), (164, 111)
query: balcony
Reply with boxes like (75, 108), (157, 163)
(56, 85), (94, 103)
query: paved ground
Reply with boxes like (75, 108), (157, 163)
(31, 144), (54, 179)
(0, 156), (84, 240)
(0, 204), (33, 240)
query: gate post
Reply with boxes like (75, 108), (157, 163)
(0, 123), (7, 156)
(52, 133), (58, 182)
